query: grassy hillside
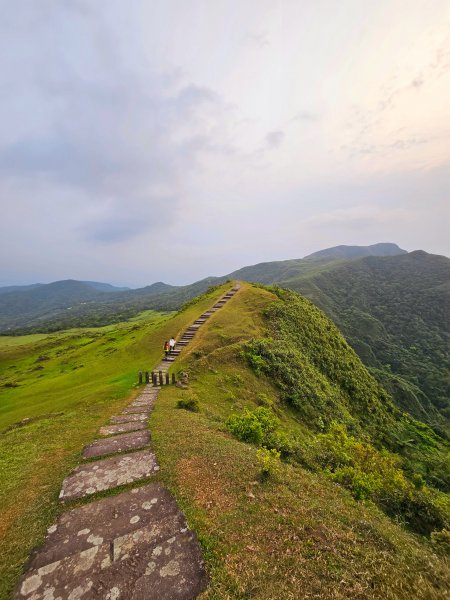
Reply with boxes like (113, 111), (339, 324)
(2, 281), (449, 599)
(0, 243), (405, 335)
(0, 283), (229, 599)
(150, 283), (449, 598)
(278, 251), (450, 429)
(0, 277), (219, 334)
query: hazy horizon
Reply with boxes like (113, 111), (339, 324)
(1, 1), (449, 287)
(1, 241), (446, 289)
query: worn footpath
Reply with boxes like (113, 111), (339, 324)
(14, 286), (240, 600)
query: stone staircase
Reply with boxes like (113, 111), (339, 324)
(14, 285), (240, 600)
(153, 284), (240, 377)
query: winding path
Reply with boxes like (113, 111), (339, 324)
(14, 286), (239, 600)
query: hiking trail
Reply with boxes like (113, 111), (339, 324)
(14, 286), (240, 600)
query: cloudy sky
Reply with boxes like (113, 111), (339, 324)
(1, 0), (449, 287)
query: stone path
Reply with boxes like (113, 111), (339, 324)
(14, 285), (240, 600)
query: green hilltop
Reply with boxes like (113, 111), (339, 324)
(1, 281), (448, 599)
(270, 251), (450, 430)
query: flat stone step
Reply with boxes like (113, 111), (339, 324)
(100, 422), (147, 436)
(128, 399), (155, 408)
(111, 413), (147, 424)
(122, 405), (153, 414)
(132, 397), (156, 404)
(16, 484), (206, 600)
(59, 450), (159, 502)
(83, 430), (151, 459)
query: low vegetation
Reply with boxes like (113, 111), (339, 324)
(0, 284), (230, 599)
(1, 280), (449, 598)
(151, 282), (450, 598)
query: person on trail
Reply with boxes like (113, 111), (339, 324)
(164, 341), (169, 358)
(169, 336), (176, 354)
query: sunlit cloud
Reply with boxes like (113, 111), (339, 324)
(0, 0), (449, 286)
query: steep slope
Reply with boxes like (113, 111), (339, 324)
(1, 282), (449, 599)
(278, 251), (450, 428)
(151, 283), (450, 598)
(225, 243), (406, 284)
(0, 244), (406, 333)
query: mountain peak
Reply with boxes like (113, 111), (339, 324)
(303, 243), (407, 261)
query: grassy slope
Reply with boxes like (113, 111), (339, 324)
(151, 283), (449, 599)
(278, 252), (450, 428)
(0, 284), (230, 600)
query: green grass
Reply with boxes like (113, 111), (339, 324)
(149, 283), (450, 598)
(0, 284), (231, 600)
(2, 281), (449, 599)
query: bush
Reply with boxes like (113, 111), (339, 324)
(256, 393), (273, 407)
(177, 397), (200, 412)
(226, 407), (274, 445)
(256, 447), (281, 478)
(307, 422), (449, 535)
(226, 407), (294, 457)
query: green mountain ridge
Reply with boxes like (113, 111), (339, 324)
(1, 282), (449, 599)
(0, 243), (407, 333)
(273, 251), (450, 429)
(1, 243), (448, 432)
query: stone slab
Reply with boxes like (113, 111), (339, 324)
(16, 530), (207, 600)
(122, 405), (153, 414)
(59, 450), (159, 501)
(111, 413), (147, 423)
(99, 422), (146, 436)
(28, 484), (185, 569)
(16, 485), (207, 600)
(83, 430), (151, 459)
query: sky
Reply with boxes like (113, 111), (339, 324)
(0, 0), (449, 287)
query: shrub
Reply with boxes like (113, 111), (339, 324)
(226, 408), (268, 445)
(431, 529), (450, 555)
(256, 447), (281, 478)
(177, 397), (200, 412)
(226, 407), (294, 457)
(308, 422), (449, 535)
(256, 393), (273, 407)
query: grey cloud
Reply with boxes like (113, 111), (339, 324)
(265, 131), (285, 149)
(245, 32), (270, 48)
(290, 111), (319, 122)
(83, 215), (150, 243)
(344, 136), (431, 158)
(0, 2), (234, 245)
(411, 77), (424, 89)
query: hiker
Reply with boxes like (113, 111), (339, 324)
(169, 336), (176, 354)
(164, 341), (169, 358)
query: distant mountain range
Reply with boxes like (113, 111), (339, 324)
(0, 243), (405, 333)
(1, 242), (448, 429)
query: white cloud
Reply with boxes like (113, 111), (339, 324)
(0, 0), (449, 286)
